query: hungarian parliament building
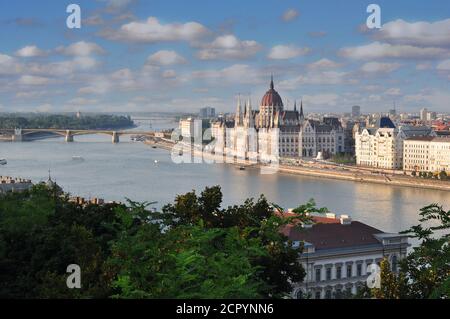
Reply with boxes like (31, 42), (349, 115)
(210, 77), (346, 162)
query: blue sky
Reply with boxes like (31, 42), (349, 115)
(0, 0), (449, 114)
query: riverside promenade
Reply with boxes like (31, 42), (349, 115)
(147, 139), (450, 192)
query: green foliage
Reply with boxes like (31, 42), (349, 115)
(398, 204), (450, 299)
(109, 225), (267, 299)
(0, 184), (316, 299)
(330, 153), (356, 165)
(371, 258), (408, 299)
(0, 114), (133, 130)
(159, 186), (318, 298)
(0, 185), (126, 298)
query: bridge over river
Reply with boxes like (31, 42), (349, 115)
(1, 128), (173, 143)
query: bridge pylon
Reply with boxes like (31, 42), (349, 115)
(12, 128), (23, 142)
(65, 130), (74, 142)
(112, 131), (119, 144)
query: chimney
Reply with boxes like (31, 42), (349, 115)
(340, 215), (352, 225)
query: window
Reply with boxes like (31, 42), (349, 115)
(315, 291), (321, 299)
(315, 268), (321, 282)
(326, 268), (332, 281)
(357, 264), (362, 277)
(325, 290), (332, 299)
(336, 266), (342, 279)
(347, 265), (352, 278)
(392, 255), (398, 272)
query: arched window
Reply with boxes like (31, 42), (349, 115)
(296, 289), (304, 299)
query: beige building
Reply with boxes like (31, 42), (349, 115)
(179, 117), (202, 140)
(355, 117), (403, 169)
(404, 137), (450, 173)
(283, 213), (409, 299)
(355, 117), (434, 170)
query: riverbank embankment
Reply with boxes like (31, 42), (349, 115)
(145, 139), (450, 192)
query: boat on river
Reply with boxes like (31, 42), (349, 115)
(0, 159), (7, 165)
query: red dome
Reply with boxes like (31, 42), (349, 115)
(261, 77), (283, 107)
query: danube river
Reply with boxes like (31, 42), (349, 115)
(1, 119), (449, 234)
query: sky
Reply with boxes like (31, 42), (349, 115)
(0, 0), (449, 114)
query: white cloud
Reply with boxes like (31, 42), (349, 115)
(102, 0), (133, 10)
(192, 64), (262, 84)
(282, 9), (299, 22)
(0, 54), (22, 75)
(339, 42), (449, 60)
(378, 19), (450, 47)
(403, 89), (450, 111)
(416, 62), (432, 70)
(279, 71), (349, 90)
(267, 45), (310, 60)
(437, 59), (450, 71)
(384, 88), (402, 96)
(15, 90), (50, 99)
(360, 62), (401, 73)
(105, 17), (209, 43)
(67, 97), (99, 106)
(56, 41), (106, 56)
(84, 15), (105, 26)
(15, 45), (47, 57)
(197, 35), (261, 60)
(78, 77), (112, 95)
(162, 70), (177, 78)
(36, 103), (53, 112)
(307, 58), (341, 69)
(17, 75), (50, 86)
(303, 94), (339, 106)
(146, 50), (186, 66)
(27, 57), (99, 77)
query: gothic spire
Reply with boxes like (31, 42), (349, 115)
(270, 74), (274, 90)
(300, 100), (304, 119)
(235, 94), (243, 126)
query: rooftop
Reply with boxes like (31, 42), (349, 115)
(281, 214), (385, 251)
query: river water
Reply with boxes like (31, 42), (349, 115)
(1, 118), (449, 234)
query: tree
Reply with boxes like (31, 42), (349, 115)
(400, 204), (450, 299)
(107, 223), (268, 299)
(158, 186), (325, 298)
(371, 258), (407, 299)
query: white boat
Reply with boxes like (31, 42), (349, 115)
(72, 156), (84, 161)
(0, 159), (7, 165)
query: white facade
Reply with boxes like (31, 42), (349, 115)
(300, 119), (345, 158)
(404, 137), (450, 172)
(355, 120), (434, 170)
(179, 117), (202, 140)
(285, 215), (409, 299)
(211, 78), (346, 162)
(355, 127), (403, 169)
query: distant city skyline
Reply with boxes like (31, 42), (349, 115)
(0, 0), (449, 113)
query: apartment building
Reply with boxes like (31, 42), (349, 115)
(283, 214), (409, 299)
(355, 117), (434, 170)
(404, 137), (450, 173)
